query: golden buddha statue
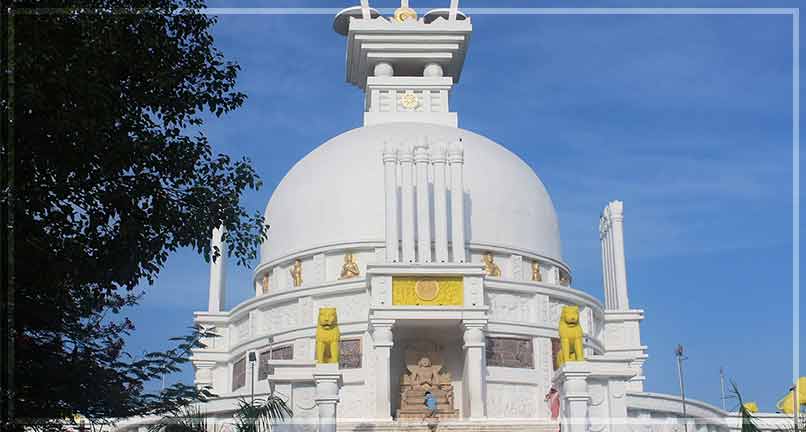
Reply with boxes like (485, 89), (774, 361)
(482, 252), (501, 277)
(339, 252), (360, 279)
(532, 261), (542, 282)
(261, 273), (270, 294)
(290, 259), (302, 287)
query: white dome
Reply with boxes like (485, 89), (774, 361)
(260, 122), (562, 265)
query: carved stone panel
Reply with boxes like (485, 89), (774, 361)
(486, 383), (539, 418)
(485, 337), (534, 368)
(232, 356), (246, 391)
(339, 338), (362, 369)
(263, 302), (298, 335)
(315, 293), (368, 324)
(258, 344), (294, 380)
(487, 291), (536, 323)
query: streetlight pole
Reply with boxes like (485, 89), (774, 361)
(248, 351), (257, 404)
(676, 344), (688, 432)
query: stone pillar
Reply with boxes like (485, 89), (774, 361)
(382, 145), (399, 262)
(609, 202), (629, 310)
(414, 142), (432, 263)
(600, 201), (629, 311)
(371, 319), (395, 420)
(400, 146), (416, 263)
(448, 140), (466, 263)
(432, 144), (449, 263)
(208, 226), (226, 312)
(462, 320), (487, 420)
(554, 362), (592, 432)
(314, 363), (342, 432)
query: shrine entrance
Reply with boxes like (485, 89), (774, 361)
(390, 320), (465, 420)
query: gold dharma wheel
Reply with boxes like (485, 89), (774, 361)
(414, 280), (439, 301)
(400, 92), (419, 109)
(393, 6), (417, 22)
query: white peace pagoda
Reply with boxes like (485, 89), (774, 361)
(124, 3), (793, 432)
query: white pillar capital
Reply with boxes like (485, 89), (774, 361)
(370, 320), (395, 347)
(314, 364), (342, 432)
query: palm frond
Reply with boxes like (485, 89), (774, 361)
(233, 396), (293, 432)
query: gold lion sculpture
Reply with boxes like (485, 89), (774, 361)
(316, 307), (340, 364)
(556, 305), (585, 368)
(777, 376), (806, 414)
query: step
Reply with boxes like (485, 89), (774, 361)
(337, 420), (560, 432)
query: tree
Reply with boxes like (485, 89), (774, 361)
(2, 0), (267, 429)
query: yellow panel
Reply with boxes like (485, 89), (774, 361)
(392, 277), (463, 306)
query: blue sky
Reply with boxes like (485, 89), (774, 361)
(125, 0), (803, 413)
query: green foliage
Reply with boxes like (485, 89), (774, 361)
(730, 381), (763, 432)
(6, 0), (268, 429)
(232, 397), (293, 432)
(148, 405), (216, 432)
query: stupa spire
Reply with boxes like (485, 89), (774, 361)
(333, 1), (471, 127)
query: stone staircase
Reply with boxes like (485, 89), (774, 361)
(337, 420), (560, 432)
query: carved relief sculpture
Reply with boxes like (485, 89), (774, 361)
(532, 261), (542, 282)
(556, 305), (585, 368)
(397, 343), (459, 420)
(290, 259), (303, 287)
(261, 273), (270, 294)
(339, 252), (360, 279)
(315, 307), (340, 364)
(482, 252), (502, 277)
(559, 270), (571, 287)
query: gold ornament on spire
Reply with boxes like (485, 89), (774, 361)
(393, 0), (417, 22)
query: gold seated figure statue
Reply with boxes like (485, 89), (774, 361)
(397, 356), (458, 420)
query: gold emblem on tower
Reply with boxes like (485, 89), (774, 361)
(399, 92), (419, 110)
(414, 280), (439, 301)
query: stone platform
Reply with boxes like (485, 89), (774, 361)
(339, 420), (560, 432)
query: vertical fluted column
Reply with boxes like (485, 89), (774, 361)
(414, 142), (432, 263)
(208, 226), (226, 312)
(448, 140), (466, 263)
(432, 143), (449, 263)
(599, 218), (613, 309)
(462, 321), (487, 420)
(371, 320), (395, 420)
(382, 145), (399, 262)
(605, 216), (618, 306)
(400, 145), (416, 263)
(609, 201), (630, 310)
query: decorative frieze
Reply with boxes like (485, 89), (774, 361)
(485, 337), (534, 369)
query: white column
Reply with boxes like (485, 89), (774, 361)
(400, 146), (416, 263)
(609, 201), (630, 310)
(462, 321), (487, 420)
(382, 145), (399, 262)
(371, 320), (395, 420)
(414, 142), (432, 263)
(554, 363), (591, 432)
(314, 363), (342, 432)
(208, 226), (226, 312)
(448, 140), (466, 263)
(599, 218), (613, 309)
(432, 144), (449, 263)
